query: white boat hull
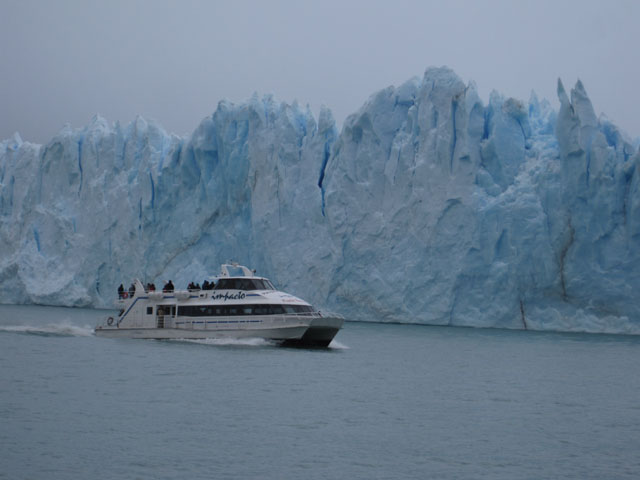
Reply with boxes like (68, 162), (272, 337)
(95, 323), (308, 341)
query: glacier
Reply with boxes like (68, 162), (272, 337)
(1, 67), (639, 334)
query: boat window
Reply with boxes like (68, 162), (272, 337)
(283, 305), (314, 314)
(177, 303), (314, 317)
(213, 278), (275, 291)
(147, 307), (153, 315)
(214, 278), (236, 290)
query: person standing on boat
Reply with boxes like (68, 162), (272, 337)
(163, 280), (174, 293)
(129, 283), (136, 297)
(118, 284), (124, 299)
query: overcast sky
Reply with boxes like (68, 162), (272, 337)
(1, 0), (638, 144)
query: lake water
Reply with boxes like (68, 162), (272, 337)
(1, 304), (639, 479)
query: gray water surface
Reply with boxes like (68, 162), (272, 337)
(1, 305), (639, 479)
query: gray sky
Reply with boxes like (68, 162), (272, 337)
(1, 0), (639, 144)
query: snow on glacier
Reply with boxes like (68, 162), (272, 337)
(1, 67), (638, 334)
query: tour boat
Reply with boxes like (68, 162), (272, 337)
(94, 264), (343, 347)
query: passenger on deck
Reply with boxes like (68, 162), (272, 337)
(129, 283), (136, 297)
(118, 284), (124, 299)
(149, 283), (156, 291)
(163, 280), (174, 293)
(202, 280), (211, 290)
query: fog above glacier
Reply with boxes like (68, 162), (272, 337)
(1, 0), (639, 143)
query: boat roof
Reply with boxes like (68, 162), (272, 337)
(218, 263), (261, 279)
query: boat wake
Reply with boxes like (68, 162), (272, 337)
(171, 337), (278, 347)
(0, 322), (95, 337)
(328, 340), (349, 350)
(175, 338), (349, 349)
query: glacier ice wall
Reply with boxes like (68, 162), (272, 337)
(323, 69), (640, 333)
(1, 67), (639, 334)
(0, 95), (336, 308)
